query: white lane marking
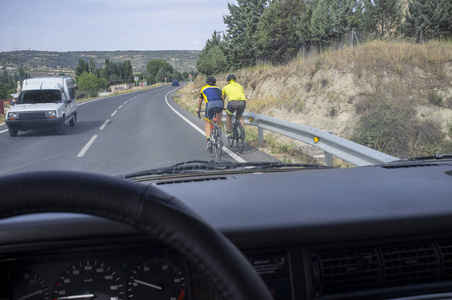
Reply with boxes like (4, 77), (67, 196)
(221, 141), (247, 163)
(99, 119), (110, 130)
(164, 89), (246, 163)
(0, 129), (8, 134)
(77, 135), (98, 158)
(118, 105), (123, 109)
(111, 110), (118, 117)
(76, 98), (105, 106)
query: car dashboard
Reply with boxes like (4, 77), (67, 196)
(1, 160), (452, 300)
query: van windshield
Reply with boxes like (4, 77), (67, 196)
(18, 90), (62, 104)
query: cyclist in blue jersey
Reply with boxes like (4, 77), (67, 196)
(197, 76), (224, 151)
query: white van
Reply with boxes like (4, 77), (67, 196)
(5, 76), (77, 136)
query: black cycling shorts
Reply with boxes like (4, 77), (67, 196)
(205, 100), (224, 121)
(226, 100), (246, 117)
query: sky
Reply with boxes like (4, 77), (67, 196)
(0, 0), (236, 52)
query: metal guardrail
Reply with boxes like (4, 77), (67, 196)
(223, 112), (398, 166)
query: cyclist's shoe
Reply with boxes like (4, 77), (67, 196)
(206, 140), (212, 151)
(227, 132), (232, 137)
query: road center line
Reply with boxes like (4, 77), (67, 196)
(0, 129), (8, 134)
(99, 119), (110, 130)
(77, 135), (98, 158)
(118, 105), (123, 109)
(164, 89), (246, 163)
(111, 110), (118, 117)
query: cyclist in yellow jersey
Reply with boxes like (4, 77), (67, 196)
(197, 76), (224, 151)
(222, 74), (247, 138)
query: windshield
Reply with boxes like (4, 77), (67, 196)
(17, 90), (62, 104)
(0, 0), (451, 177)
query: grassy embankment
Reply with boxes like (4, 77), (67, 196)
(175, 40), (452, 165)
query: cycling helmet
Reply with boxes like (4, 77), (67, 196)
(206, 76), (216, 85)
(226, 74), (236, 82)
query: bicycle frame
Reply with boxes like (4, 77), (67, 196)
(227, 108), (245, 153)
(200, 108), (223, 160)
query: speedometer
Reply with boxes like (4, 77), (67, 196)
(127, 257), (187, 300)
(53, 260), (124, 300)
(13, 272), (49, 300)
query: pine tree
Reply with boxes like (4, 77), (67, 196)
(196, 32), (227, 75)
(123, 61), (133, 83)
(145, 59), (173, 83)
(303, 0), (361, 48)
(223, 0), (268, 69)
(362, 0), (403, 38)
(84, 61), (90, 74)
(89, 59), (96, 74)
(297, 1), (315, 47)
(75, 59), (86, 77)
(403, 0), (452, 41)
(256, 0), (305, 64)
(155, 68), (166, 83)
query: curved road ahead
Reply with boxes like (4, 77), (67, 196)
(0, 85), (277, 176)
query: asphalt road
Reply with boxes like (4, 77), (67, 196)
(0, 85), (277, 176)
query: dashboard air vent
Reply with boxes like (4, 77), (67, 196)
(316, 249), (381, 293)
(312, 240), (449, 297)
(380, 242), (440, 284)
(437, 240), (452, 278)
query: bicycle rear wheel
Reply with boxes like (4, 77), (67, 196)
(237, 122), (245, 153)
(209, 129), (214, 153)
(227, 117), (235, 147)
(214, 125), (222, 160)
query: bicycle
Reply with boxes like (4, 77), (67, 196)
(198, 109), (223, 161)
(227, 107), (245, 153)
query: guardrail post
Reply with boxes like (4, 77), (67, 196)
(323, 131), (334, 166)
(258, 127), (264, 146)
(324, 152), (333, 166)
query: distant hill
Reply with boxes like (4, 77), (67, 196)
(0, 50), (200, 77)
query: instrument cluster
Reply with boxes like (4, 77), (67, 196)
(0, 248), (190, 300)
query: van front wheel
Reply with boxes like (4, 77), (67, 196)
(69, 114), (76, 127)
(57, 117), (66, 135)
(8, 129), (18, 137)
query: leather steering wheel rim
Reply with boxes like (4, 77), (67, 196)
(0, 170), (273, 300)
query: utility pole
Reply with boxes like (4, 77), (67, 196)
(351, 28), (359, 47)
(419, 15), (423, 44)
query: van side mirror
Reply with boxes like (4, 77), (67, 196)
(10, 100), (15, 106)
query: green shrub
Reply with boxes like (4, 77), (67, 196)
(353, 98), (448, 158)
(353, 100), (414, 157)
(428, 91), (443, 106)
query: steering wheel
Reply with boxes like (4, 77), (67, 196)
(0, 171), (273, 300)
